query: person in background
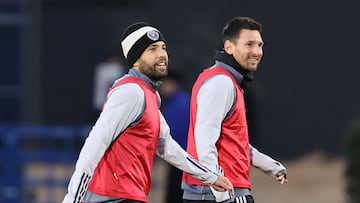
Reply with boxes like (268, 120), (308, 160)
(182, 16), (288, 203)
(159, 69), (191, 203)
(62, 22), (234, 203)
(159, 70), (190, 150)
(92, 54), (125, 118)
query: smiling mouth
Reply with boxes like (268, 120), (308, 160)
(248, 58), (260, 64)
(155, 62), (167, 70)
(157, 61), (166, 66)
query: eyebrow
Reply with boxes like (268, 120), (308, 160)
(147, 44), (159, 49)
(246, 40), (264, 45)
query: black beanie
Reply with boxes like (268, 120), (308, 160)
(121, 22), (166, 68)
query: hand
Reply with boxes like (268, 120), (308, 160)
(211, 176), (234, 197)
(275, 172), (288, 184)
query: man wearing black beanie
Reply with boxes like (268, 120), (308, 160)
(62, 22), (234, 203)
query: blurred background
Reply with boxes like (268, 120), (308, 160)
(1, 0), (360, 202)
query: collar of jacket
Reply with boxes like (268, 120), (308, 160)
(214, 50), (254, 89)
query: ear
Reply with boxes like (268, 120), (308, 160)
(224, 40), (234, 55)
(132, 60), (140, 70)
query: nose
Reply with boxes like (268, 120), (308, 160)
(252, 46), (263, 57)
(158, 48), (168, 58)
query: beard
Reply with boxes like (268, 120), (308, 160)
(138, 59), (168, 81)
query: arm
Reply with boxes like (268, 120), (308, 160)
(195, 75), (235, 171)
(63, 83), (144, 203)
(194, 75), (236, 200)
(250, 144), (288, 183)
(157, 113), (215, 184)
(156, 112), (233, 193)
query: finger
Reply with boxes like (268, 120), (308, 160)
(211, 184), (226, 192)
(226, 178), (234, 191)
(221, 177), (234, 196)
(276, 175), (288, 184)
(275, 175), (283, 181)
(229, 186), (235, 197)
(222, 177), (232, 189)
(281, 177), (288, 184)
(217, 177), (232, 189)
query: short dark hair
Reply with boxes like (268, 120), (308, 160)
(222, 16), (262, 43)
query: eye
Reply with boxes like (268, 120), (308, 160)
(147, 45), (157, 51)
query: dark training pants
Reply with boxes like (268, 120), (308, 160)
(183, 195), (254, 203)
(122, 200), (145, 203)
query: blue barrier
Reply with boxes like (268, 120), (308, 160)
(0, 123), (91, 203)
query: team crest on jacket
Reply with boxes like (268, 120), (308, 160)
(147, 30), (159, 41)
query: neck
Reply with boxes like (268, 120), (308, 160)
(214, 50), (254, 89)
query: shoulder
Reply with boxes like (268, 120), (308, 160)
(109, 81), (144, 100)
(201, 74), (234, 91)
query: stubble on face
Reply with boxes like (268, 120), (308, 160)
(135, 41), (169, 82)
(233, 29), (263, 71)
(137, 57), (168, 82)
